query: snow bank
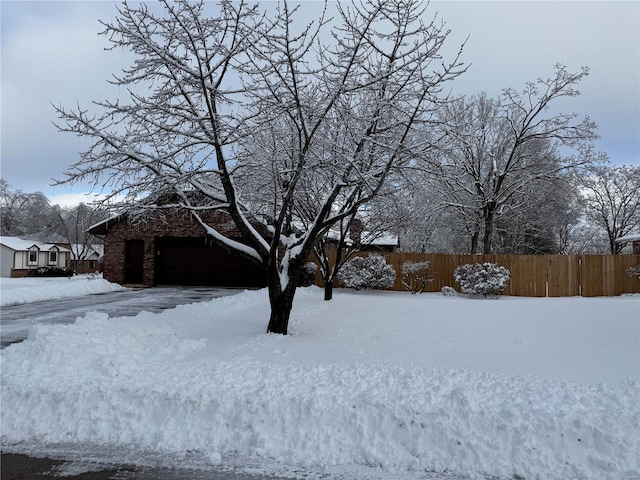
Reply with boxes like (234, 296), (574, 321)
(2, 288), (639, 480)
(0, 275), (126, 306)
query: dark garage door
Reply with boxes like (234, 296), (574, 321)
(155, 237), (266, 288)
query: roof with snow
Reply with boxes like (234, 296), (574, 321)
(615, 233), (640, 243)
(324, 228), (399, 247)
(69, 244), (104, 259)
(88, 213), (127, 236)
(362, 232), (399, 247)
(0, 236), (71, 253)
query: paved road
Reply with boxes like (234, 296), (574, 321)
(1, 453), (290, 480)
(0, 286), (241, 348)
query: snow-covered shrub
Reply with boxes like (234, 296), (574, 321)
(454, 262), (510, 297)
(33, 267), (74, 277)
(441, 286), (457, 297)
(401, 261), (433, 294)
(626, 264), (640, 280)
(298, 262), (318, 287)
(338, 255), (396, 290)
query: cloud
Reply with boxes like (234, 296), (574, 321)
(48, 192), (104, 208)
(1, 0), (638, 199)
(1, 1), (131, 193)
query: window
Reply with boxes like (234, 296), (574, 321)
(49, 250), (57, 264)
(28, 250), (37, 265)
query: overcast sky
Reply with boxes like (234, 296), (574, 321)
(1, 0), (638, 207)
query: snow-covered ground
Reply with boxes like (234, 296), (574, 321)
(0, 274), (126, 306)
(1, 283), (639, 480)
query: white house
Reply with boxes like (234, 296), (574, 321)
(69, 243), (104, 273)
(0, 236), (71, 277)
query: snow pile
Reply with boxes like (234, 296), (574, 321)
(2, 288), (639, 480)
(0, 275), (126, 306)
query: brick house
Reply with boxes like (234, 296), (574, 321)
(89, 209), (266, 287)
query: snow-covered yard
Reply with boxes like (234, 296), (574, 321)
(0, 274), (126, 306)
(1, 281), (638, 480)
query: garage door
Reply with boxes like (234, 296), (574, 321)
(155, 237), (266, 287)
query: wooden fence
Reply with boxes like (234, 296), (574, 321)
(313, 252), (640, 297)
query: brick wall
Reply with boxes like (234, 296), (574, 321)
(102, 210), (244, 286)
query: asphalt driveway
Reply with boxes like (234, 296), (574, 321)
(0, 286), (241, 348)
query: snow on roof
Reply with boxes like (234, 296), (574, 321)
(69, 244), (104, 259)
(615, 233), (640, 243)
(362, 232), (399, 246)
(88, 213), (126, 234)
(324, 228), (398, 247)
(0, 236), (70, 252)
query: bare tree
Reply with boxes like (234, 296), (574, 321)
(429, 66), (603, 254)
(575, 165), (640, 254)
(54, 0), (464, 334)
(50, 203), (107, 266)
(312, 208), (399, 301)
(0, 180), (57, 237)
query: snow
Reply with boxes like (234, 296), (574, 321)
(0, 275), (127, 306)
(615, 232), (640, 243)
(1, 283), (639, 480)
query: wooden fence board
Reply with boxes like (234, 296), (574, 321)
(309, 251), (640, 297)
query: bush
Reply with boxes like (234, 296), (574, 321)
(338, 255), (396, 290)
(33, 267), (75, 277)
(626, 264), (640, 280)
(298, 262), (318, 287)
(401, 261), (434, 294)
(454, 262), (510, 297)
(441, 286), (457, 297)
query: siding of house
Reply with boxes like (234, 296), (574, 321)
(13, 250), (67, 270)
(10, 249), (69, 276)
(1, 245), (14, 277)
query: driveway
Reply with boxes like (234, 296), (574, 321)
(0, 286), (241, 348)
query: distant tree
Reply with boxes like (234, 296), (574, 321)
(429, 66), (604, 254)
(312, 209), (398, 301)
(54, 0), (464, 334)
(390, 168), (455, 253)
(0, 180), (107, 265)
(50, 203), (107, 265)
(0, 180), (56, 237)
(575, 165), (640, 254)
(313, 214), (361, 302)
(491, 175), (578, 254)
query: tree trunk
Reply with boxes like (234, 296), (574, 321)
(470, 231), (479, 254)
(267, 281), (297, 334)
(324, 280), (334, 301)
(266, 263), (303, 335)
(482, 203), (496, 254)
(607, 231), (619, 255)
